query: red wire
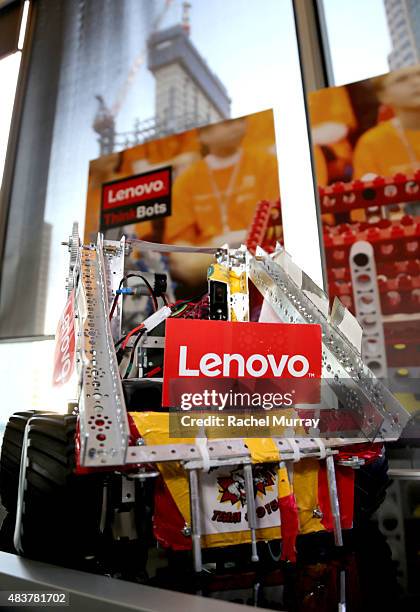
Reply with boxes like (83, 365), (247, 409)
(109, 293), (120, 320)
(145, 366), (161, 378)
(121, 323), (144, 350)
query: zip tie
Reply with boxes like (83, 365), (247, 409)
(288, 438), (301, 463)
(314, 437), (326, 459)
(196, 427), (211, 472)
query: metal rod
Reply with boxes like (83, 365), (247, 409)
(252, 581), (260, 607)
(243, 463), (259, 562)
(338, 569), (346, 612)
(326, 455), (343, 547)
(188, 469), (202, 573)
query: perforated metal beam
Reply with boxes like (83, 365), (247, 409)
(76, 237), (129, 467)
(249, 252), (410, 440)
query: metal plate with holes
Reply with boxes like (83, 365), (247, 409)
(350, 241), (387, 378)
(139, 336), (165, 349)
(249, 254), (410, 440)
(125, 435), (398, 466)
(66, 222), (81, 296)
(77, 236), (130, 467)
(103, 237), (125, 342)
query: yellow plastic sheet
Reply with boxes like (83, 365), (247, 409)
(130, 412), (325, 547)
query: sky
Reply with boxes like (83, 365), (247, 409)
(323, 0), (391, 85)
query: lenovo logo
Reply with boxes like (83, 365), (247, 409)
(102, 167), (171, 211)
(162, 320), (321, 408)
(53, 291), (76, 386)
(107, 179), (165, 204)
(178, 346), (310, 378)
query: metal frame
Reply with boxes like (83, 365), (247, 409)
(291, 0), (334, 293)
(70, 233), (409, 470)
(76, 236), (130, 467)
(292, 0), (334, 92)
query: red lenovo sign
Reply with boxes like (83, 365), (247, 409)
(52, 291), (76, 387)
(102, 168), (170, 209)
(162, 319), (321, 409)
(101, 167), (172, 230)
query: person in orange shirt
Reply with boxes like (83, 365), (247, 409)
(163, 117), (280, 286)
(353, 64), (420, 179)
(313, 145), (328, 188)
(164, 117), (279, 246)
(310, 86), (357, 183)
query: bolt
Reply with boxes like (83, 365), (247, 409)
(312, 507), (323, 519)
(88, 448), (96, 458)
(182, 524), (191, 537)
(135, 438), (145, 446)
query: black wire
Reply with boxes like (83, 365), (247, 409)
(123, 328), (145, 379)
(124, 273), (158, 311)
(110, 274), (159, 321)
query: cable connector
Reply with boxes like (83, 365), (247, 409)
(143, 305), (172, 332)
(116, 287), (134, 295)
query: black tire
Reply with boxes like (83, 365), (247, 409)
(0, 411), (36, 512)
(18, 414), (104, 566)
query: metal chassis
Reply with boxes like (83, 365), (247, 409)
(61, 230), (410, 571)
(67, 233), (409, 471)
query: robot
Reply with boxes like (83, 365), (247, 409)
(0, 223), (410, 610)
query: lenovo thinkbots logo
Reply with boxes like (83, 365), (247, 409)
(101, 167), (172, 230)
(178, 346), (310, 378)
(106, 179), (166, 203)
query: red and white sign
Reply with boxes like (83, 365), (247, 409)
(102, 168), (170, 210)
(163, 319), (322, 408)
(52, 291), (76, 387)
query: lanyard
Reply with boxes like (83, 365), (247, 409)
(206, 153), (242, 234)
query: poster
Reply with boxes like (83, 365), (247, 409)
(85, 109), (281, 315)
(309, 63), (420, 416)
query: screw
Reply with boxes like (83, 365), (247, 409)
(182, 524), (191, 536)
(135, 438), (145, 446)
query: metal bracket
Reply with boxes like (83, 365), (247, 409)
(336, 456), (365, 469)
(103, 237), (126, 342)
(77, 236), (130, 467)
